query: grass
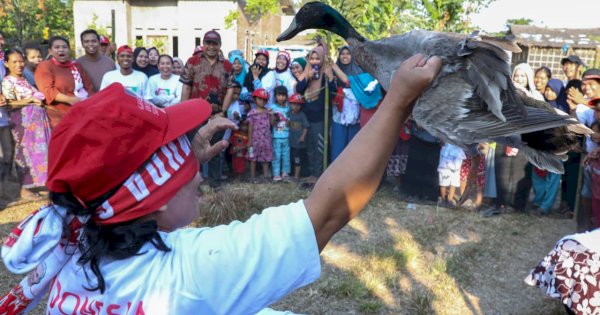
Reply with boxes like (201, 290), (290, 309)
(0, 181), (573, 314)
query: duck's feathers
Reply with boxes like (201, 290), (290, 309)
(513, 145), (566, 174)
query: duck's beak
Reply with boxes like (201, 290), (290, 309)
(277, 18), (300, 42)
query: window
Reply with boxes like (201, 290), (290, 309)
(173, 36), (179, 57)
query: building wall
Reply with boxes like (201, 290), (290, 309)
(73, 0), (237, 61)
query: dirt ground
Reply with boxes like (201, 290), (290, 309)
(0, 182), (572, 315)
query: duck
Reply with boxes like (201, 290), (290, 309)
(277, 1), (592, 173)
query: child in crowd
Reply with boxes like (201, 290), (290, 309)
(460, 143), (488, 211)
(23, 46), (43, 87)
(224, 81), (244, 125)
(437, 142), (465, 208)
(230, 120), (249, 180)
(246, 88), (273, 181)
(288, 93), (309, 180)
(271, 86), (291, 181)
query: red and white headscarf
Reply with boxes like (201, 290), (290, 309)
(50, 58), (89, 100)
(0, 136), (198, 315)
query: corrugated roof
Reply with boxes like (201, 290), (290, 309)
(508, 25), (600, 49)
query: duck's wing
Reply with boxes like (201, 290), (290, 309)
(458, 33), (524, 123)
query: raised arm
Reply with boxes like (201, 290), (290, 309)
(304, 54), (442, 251)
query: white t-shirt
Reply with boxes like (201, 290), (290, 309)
(145, 74), (183, 107)
(100, 69), (148, 97)
(46, 200), (320, 315)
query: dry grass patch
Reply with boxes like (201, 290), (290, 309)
(0, 183), (572, 314)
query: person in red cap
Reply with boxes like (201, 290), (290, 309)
(288, 93), (309, 180)
(76, 29), (116, 92)
(243, 48), (271, 95)
(0, 55), (442, 315)
(98, 35), (114, 57)
(100, 45), (148, 96)
(180, 29), (232, 185)
(247, 87), (273, 180)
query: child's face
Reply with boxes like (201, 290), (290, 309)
(232, 59), (242, 74)
(26, 50), (42, 66)
(254, 97), (267, 108)
(291, 103), (301, 113)
(275, 93), (287, 105)
(512, 69), (528, 88)
(309, 52), (320, 66)
(544, 86), (557, 101)
(231, 87), (241, 101)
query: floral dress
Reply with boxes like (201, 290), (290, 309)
(246, 108), (273, 162)
(1, 76), (51, 188)
(525, 237), (600, 315)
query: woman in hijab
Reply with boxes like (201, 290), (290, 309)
(295, 43), (337, 181)
(243, 49), (271, 94)
(228, 50), (247, 86)
(512, 63), (544, 101)
(528, 78), (568, 215)
(330, 46), (362, 161)
(493, 63), (541, 212)
(544, 78), (570, 113)
(290, 57), (306, 83)
(132, 47), (159, 77)
(260, 50), (296, 104)
(172, 57), (185, 76)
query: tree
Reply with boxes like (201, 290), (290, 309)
(225, 0), (280, 29)
(0, 0), (73, 47)
(506, 17), (533, 26)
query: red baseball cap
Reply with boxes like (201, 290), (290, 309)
(589, 97), (600, 107)
(289, 93), (304, 104)
(252, 88), (270, 100)
(46, 83), (211, 202)
(255, 49), (270, 60)
(117, 45), (133, 54)
(203, 30), (221, 45)
(99, 35), (110, 45)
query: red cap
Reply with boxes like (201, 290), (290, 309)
(255, 49), (270, 60)
(99, 36), (110, 45)
(117, 45), (133, 54)
(251, 88), (269, 100)
(289, 93), (304, 104)
(46, 83), (211, 202)
(589, 97), (600, 107)
(203, 30), (221, 45)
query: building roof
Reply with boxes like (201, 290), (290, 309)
(508, 25), (600, 49)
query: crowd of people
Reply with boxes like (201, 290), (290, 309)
(0, 28), (599, 228)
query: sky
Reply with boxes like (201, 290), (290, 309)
(469, 0), (600, 32)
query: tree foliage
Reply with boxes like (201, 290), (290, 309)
(0, 0), (73, 47)
(506, 17), (533, 26)
(292, 0), (493, 56)
(225, 0), (280, 29)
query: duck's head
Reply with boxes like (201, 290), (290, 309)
(277, 2), (365, 43)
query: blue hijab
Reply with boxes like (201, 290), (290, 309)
(545, 78), (569, 113)
(229, 53), (248, 86)
(336, 46), (382, 109)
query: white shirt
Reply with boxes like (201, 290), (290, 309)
(145, 74), (183, 107)
(100, 69), (148, 97)
(46, 200), (321, 315)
